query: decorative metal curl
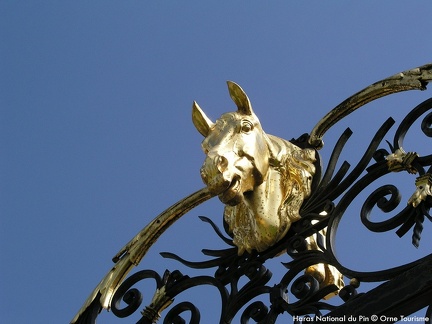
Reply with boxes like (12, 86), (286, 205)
(291, 275), (320, 299)
(360, 185), (405, 232)
(163, 302), (200, 324)
(111, 270), (162, 319)
(240, 301), (269, 323)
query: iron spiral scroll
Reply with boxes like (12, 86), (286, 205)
(71, 64), (432, 324)
(103, 98), (432, 323)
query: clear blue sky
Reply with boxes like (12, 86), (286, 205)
(2, 2), (432, 323)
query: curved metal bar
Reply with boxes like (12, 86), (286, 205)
(198, 216), (235, 246)
(393, 97), (432, 168)
(393, 97), (432, 151)
(309, 63), (432, 149)
(71, 187), (214, 323)
(305, 129), (352, 208)
(331, 117), (395, 198)
(160, 251), (237, 269)
(316, 128), (353, 190)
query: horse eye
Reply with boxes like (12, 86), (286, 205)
(241, 121), (253, 133)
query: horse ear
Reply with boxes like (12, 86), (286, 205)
(227, 81), (254, 115)
(192, 101), (214, 137)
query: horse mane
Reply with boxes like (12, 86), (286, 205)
(265, 134), (316, 222)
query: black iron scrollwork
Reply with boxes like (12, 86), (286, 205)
(104, 97), (432, 323)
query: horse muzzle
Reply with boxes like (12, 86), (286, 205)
(200, 155), (243, 206)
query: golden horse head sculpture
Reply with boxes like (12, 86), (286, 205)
(193, 81), (317, 254)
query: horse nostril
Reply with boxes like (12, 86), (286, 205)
(216, 156), (228, 173)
